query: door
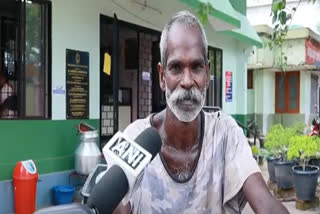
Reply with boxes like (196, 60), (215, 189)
(206, 47), (223, 108)
(151, 41), (165, 113)
(100, 14), (120, 146)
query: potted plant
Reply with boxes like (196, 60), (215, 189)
(264, 124), (285, 183)
(265, 123), (304, 189)
(272, 126), (297, 190)
(251, 145), (259, 160)
(288, 135), (319, 201)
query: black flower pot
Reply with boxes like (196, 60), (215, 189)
(267, 157), (278, 182)
(309, 158), (320, 169)
(292, 165), (319, 201)
(274, 160), (295, 189)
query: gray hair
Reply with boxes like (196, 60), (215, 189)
(159, 11), (208, 69)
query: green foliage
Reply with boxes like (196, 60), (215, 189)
(197, 2), (213, 25)
(251, 145), (259, 156)
(264, 123), (305, 160)
(270, 0), (319, 71)
(287, 135), (318, 170)
(258, 148), (270, 159)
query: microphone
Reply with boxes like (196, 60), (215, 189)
(87, 127), (162, 214)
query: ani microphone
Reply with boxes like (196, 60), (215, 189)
(87, 127), (162, 214)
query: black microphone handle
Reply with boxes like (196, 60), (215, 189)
(87, 165), (129, 214)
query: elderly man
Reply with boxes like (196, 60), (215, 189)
(114, 11), (288, 214)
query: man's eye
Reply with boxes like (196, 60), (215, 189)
(192, 64), (204, 73)
(169, 64), (181, 73)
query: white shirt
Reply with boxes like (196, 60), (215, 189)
(123, 111), (260, 214)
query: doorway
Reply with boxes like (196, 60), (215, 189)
(99, 14), (160, 146)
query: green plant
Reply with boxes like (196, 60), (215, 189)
(265, 124), (286, 159)
(258, 148), (270, 159)
(264, 123), (304, 160)
(269, 0), (319, 71)
(251, 145), (259, 156)
(287, 135), (318, 171)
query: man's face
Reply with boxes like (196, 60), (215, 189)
(159, 23), (209, 122)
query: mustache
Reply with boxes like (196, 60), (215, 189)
(168, 86), (205, 104)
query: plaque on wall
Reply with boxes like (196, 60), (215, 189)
(66, 49), (89, 119)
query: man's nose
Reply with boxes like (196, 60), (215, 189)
(180, 69), (194, 89)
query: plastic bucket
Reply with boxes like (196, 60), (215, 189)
(53, 185), (75, 205)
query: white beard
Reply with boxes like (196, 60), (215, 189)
(165, 84), (206, 122)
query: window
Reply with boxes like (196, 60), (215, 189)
(0, 0), (51, 119)
(247, 69), (253, 89)
(206, 47), (223, 108)
(275, 72), (300, 113)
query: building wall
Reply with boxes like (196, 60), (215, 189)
(0, 0), (246, 180)
(252, 69), (319, 135)
(229, 0), (247, 15)
(0, 0), (252, 212)
(51, 0), (100, 120)
(253, 69), (275, 134)
(249, 36), (274, 67)
(276, 38), (306, 66)
(0, 119), (99, 181)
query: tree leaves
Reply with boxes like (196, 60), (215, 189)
(197, 2), (213, 25)
(279, 11), (287, 25)
(287, 135), (318, 170)
(265, 123), (305, 160)
(270, 0), (319, 71)
(272, 0), (286, 13)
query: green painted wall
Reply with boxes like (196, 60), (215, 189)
(0, 119), (99, 181)
(229, 0), (247, 15)
(232, 114), (256, 136)
(232, 114), (248, 126)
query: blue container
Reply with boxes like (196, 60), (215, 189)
(53, 185), (75, 205)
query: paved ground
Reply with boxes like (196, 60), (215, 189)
(242, 161), (320, 214)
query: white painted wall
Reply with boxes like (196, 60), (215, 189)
(300, 71), (311, 126)
(249, 37), (274, 67)
(51, 0), (244, 119)
(254, 70), (275, 133)
(206, 33), (244, 114)
(278, 39), (306, 66)
(52, 0), (100, 119)
(235, 43), (250, 115)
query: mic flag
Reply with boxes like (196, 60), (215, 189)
(88, 127), (162, 213)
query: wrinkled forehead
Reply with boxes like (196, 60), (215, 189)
(166, 23), (205, 63)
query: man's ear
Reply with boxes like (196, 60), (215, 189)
(158, 62), (166, 91)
